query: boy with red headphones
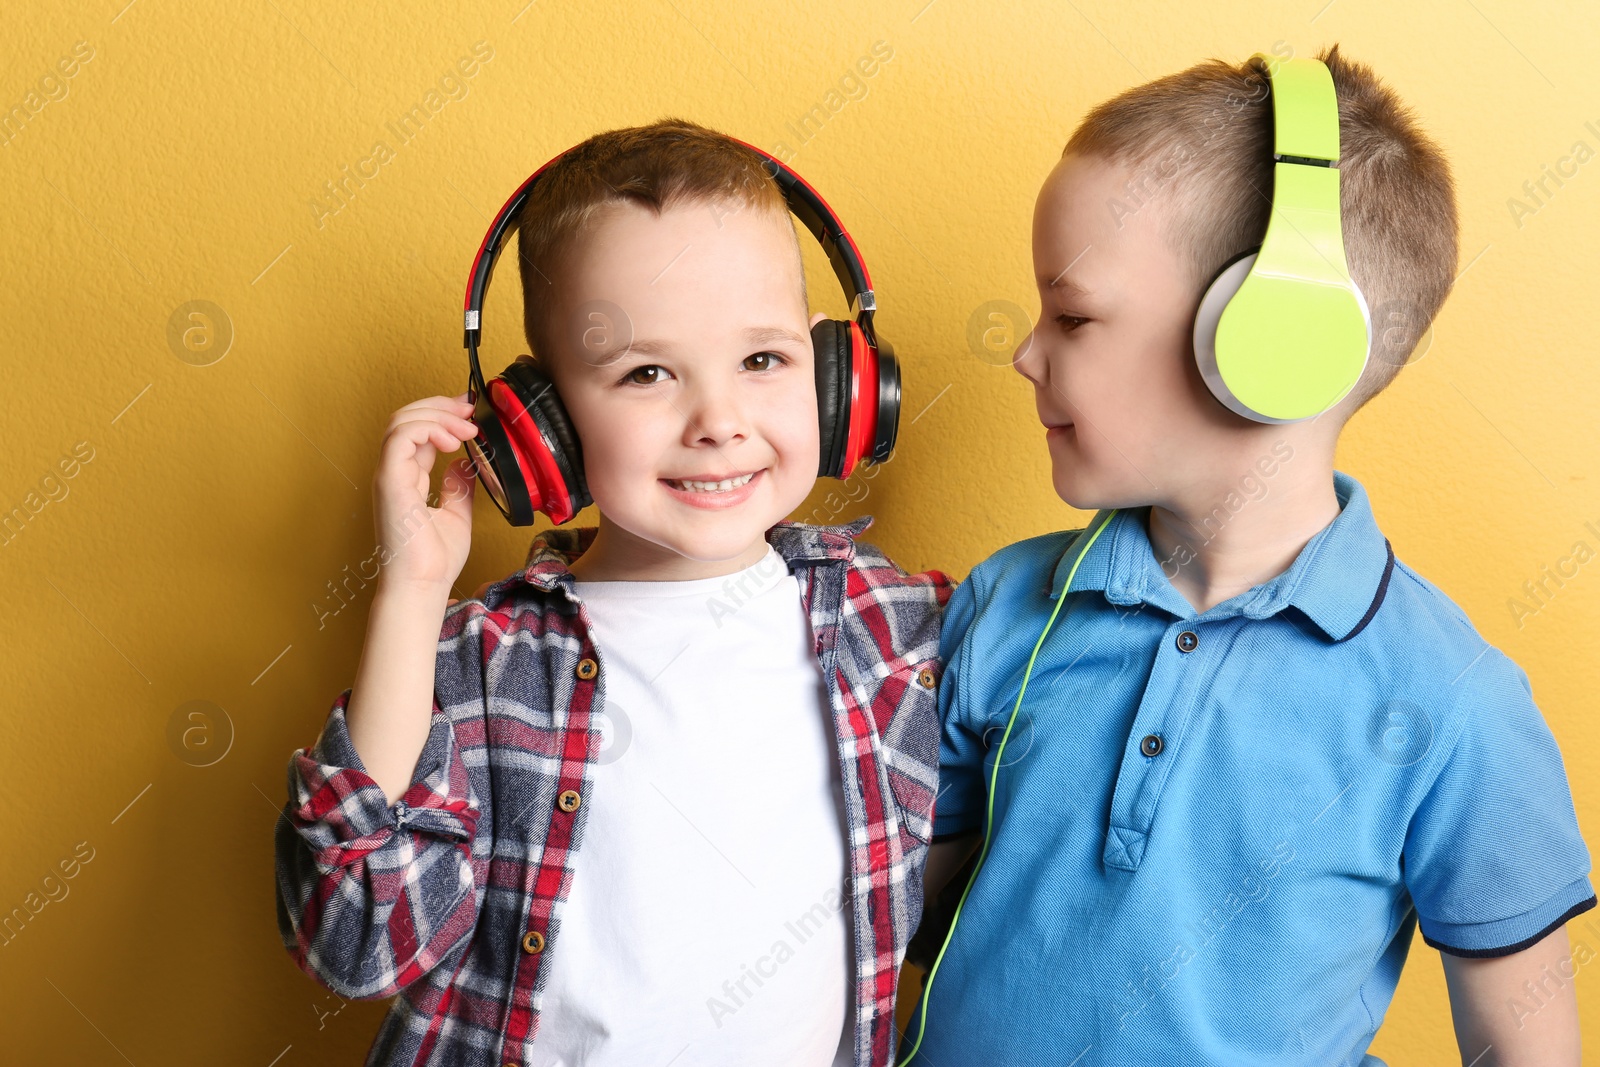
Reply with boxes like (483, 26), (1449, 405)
(273, 119), (950, 1067)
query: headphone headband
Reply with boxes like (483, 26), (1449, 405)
(461, 139), (879, 366)
(1249, 52), (1341, 165)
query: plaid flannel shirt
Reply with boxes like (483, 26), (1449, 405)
(275, 516), (953, 1067)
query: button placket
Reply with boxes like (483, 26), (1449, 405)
(557, 650), (597, 820)
(1102, 621), (1207, 871)
(517, 643), (596, 1019)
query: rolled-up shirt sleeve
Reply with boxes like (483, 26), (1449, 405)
(1403, 646), (1595, 957)
(275, 602), (488, 1000)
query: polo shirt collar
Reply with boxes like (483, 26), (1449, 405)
(514, 514), (872, 598)
(1048, 470), (1395, 643)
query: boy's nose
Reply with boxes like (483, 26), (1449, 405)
(1012, 328), (1046, 384)
(681, 386), (750, 448)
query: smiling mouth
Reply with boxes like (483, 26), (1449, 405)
(664, 471), (758, 493)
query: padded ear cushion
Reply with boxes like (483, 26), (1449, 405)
(811, 318), (853, 478)
(501, 355), (592, 512)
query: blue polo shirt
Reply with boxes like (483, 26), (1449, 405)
(904, 470), (1593, 1067)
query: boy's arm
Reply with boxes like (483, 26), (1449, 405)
(1402, 646), (1594, 1066)
(275, 662), (484, 1000)
(345, 578), (456, 804)
(346, 392), (481, 801)
(1442, 926), (1580, 1067)
(275, 395), (488, 999)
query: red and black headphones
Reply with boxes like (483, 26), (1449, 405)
(461, 139), (902, 526)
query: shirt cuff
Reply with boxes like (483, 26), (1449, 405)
(1420, 877), (1598, 958)
(284, 692), (479, 871)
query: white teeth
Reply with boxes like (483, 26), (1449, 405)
(670, 472), (756, 493)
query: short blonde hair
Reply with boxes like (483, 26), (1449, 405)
(514, 118), (795, 361)
(1063, 44), (1459, 414)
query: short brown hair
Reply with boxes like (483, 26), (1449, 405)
(1063, 44), (1459, 415)
(514, 118), (797, 360)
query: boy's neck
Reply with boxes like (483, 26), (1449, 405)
(566, 514), (772, 583)
(1144, 451), (1341, 616)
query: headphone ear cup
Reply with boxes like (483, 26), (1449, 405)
(870, 336), (900, 464)
(500, 356), (592, 520)
(811, 318), (853, 479)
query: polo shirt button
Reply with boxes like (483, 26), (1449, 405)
(575, 657), (598, 680)
(1140, 733), (1164, 757)
(520, 929), (545, 954)
(1175, 630), (1199, 653)
(557, 789), (582, 813)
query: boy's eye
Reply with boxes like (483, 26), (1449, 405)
(743, 351), (786, 372)
(1057, 314), (1089, 333)
(621, 364), (669, 386)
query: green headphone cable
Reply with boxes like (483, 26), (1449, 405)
(897, 507), (1121, 1065)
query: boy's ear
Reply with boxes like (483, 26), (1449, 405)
(808, 311), (828, 329)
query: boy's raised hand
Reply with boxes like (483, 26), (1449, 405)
(373, 392), (480, 594)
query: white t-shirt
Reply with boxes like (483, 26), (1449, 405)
(534, 545), (854, 1067)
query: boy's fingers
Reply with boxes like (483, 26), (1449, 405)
(377, 423), (467, 490)
(386, 410), (478, 439)
(386, 418), (475, 457)
(393, 396), (459, 418)
(439, 456), (476, 522)
(391, 396), (479, 425)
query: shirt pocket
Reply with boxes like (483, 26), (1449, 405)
(881, 657), (943, 852)
(878, 657), (942, 934)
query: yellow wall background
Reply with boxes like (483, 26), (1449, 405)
(2, 0), (1596, 1061)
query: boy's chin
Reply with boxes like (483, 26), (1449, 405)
(1049, 461), (1113, 514)
(661, 520), (773, 560)
(634, 497), (794, 563)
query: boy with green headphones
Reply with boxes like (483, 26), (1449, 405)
(900, 45), (1591, 1065)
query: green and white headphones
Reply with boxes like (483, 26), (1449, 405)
(1193, 53), (1371, 424)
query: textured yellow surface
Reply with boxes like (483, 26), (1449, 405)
(1, 1), (1596, 1062)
